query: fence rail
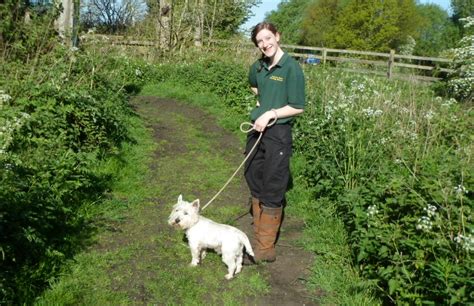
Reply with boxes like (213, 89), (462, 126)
(279, 43), (454, 82)
(87, 35), (453, 82)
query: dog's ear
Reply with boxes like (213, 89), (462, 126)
(178, 194), (183, 203)
(192, 199), (200, 209)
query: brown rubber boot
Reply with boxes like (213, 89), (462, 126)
(251, 197), (261, 229)
(253, 205), (283, 263)
(243, 197), (262, 265)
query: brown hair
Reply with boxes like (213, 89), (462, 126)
(251, 22), (279, 47)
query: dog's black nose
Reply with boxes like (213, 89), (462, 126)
(175, 218), (180, 224)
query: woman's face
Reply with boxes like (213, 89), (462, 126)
(255, 28), (280, 58)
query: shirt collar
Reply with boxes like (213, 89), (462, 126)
(262, 52), (289, 70)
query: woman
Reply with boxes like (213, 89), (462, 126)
(245, 22), (305, 263)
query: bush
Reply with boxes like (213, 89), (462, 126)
(447, 16), (474, 102)
(0, 45), (148, 303)
(294, 67), (473, 304)
(149, 57), (254, 113)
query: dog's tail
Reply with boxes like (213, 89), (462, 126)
(238, 231), (254, 257)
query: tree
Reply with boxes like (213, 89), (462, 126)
(204, 0), (261, 39)
(266, 0), (312, 45)
(327, 0), (422, 51)
(300, 0), (346, 47)
(81, 0), (146, 33)
(414, 3), (459, 56)
(451, 0), (474, 27)
(139, 0), (260, 51)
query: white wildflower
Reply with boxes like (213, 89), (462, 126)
(454, 184), (468, 194)
(367, 205), (379, 217)
(0, 90), (12, 104)
(362, 107), (383, 117)
(454, 233), (474, 252)
(416, 216), (433, 231)
(424, 111), (435, 120)
(409, 132), (418, 140)
(423, 204), (437, 218)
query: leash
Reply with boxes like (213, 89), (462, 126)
(201, 117), (277, 211)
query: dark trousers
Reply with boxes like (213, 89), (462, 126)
(244, 124), (292, 208)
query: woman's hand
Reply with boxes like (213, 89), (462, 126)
(254, 110), (277, 132)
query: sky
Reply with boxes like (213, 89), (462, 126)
(241, 0), (452, 32)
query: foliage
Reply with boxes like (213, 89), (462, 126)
(447, 16), (474, 102)
(265, 0), (312, 45)
(414, 3), (460, 56)
(81, 0), (147, 34)
(101, 0), (260, 46)
(293, 67), (473, 304)
(0, 44), (150, 303)
(148, 56), (254, 113)
(300, 0), (343, 47)
(269, 0), (457, 56)
(451, 0), (474, 36)
(0, 0), (60, 61)
(328, 0), (422, 51)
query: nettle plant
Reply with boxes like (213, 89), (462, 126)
(448, 16), (474, 102)
(294, 68), (473, 304)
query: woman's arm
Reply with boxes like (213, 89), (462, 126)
(253, 105), (304, 132)
(251, 87), (260, 107)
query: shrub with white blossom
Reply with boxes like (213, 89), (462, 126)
(447, 16), (474, 102)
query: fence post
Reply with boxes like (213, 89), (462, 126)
(322, 48), (327, 65)
(387, 49), (395, 78)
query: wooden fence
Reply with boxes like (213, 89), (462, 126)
(282, 44), (454, 82)
(88, 35), (454, 82)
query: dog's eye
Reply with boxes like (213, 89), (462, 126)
(184, 212), (188, 215)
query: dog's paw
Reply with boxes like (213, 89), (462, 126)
(189, 261), (199, 267)
(224, 273), (234, 280)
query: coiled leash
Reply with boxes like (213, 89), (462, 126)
(201, 116), (277, 211)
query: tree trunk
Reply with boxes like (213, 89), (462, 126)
(55, 0), (74, 45)
(160, 0), (171, 51)
(194, 0), (203, 47)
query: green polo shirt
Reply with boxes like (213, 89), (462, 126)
(248, 52), (305, 124)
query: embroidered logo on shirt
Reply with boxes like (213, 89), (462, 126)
(269, 76), (284, 82)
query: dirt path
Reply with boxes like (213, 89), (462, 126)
(127, 96), (317, 305)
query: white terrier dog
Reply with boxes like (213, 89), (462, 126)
(168, 195), (254, 280)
